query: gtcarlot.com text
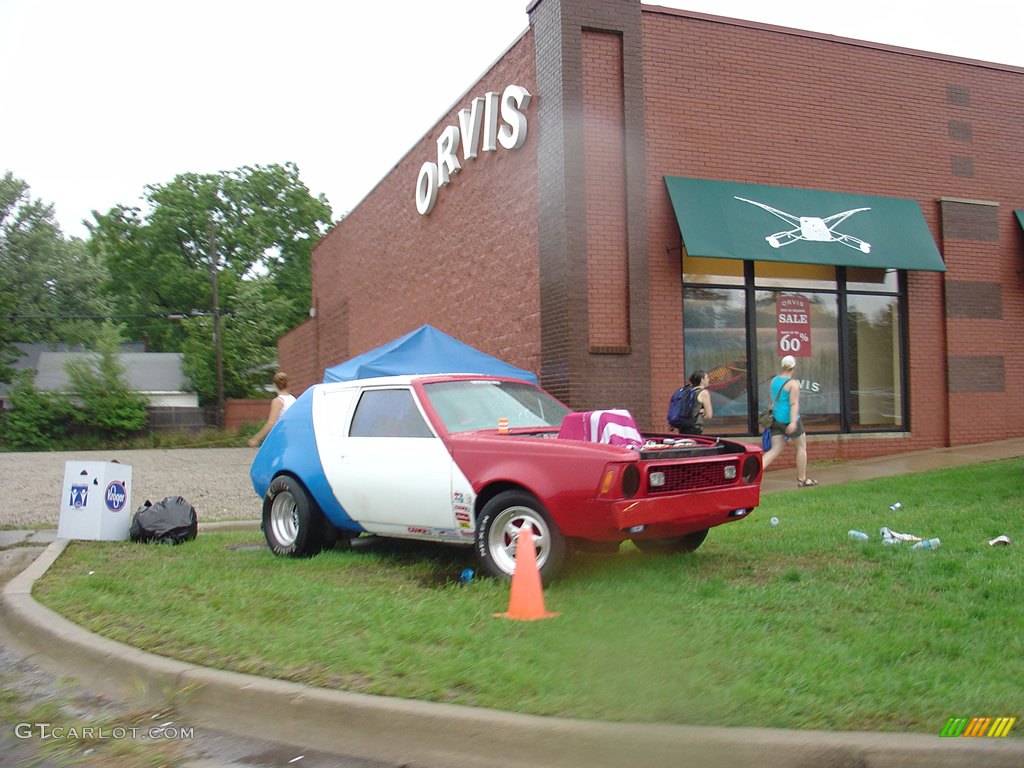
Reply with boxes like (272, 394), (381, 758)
(14, 722), (195, 741)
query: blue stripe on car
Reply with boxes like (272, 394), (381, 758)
(249, 388), (364, 533)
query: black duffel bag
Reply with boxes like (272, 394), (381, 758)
(130, 496), (198, 545)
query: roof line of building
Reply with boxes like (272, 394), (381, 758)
(642, 3), (1024, 74)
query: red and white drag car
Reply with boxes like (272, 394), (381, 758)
(250, 375), (762, 580)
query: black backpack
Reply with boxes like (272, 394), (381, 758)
(667, 385), (701, 432)
(130, 496), (198, 545)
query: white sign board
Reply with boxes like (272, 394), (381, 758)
(57, 461), (133, 541)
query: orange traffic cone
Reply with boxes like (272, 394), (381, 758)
(494, 526), (559, 621)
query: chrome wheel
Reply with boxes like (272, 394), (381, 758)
(270, 490), (300, 548)
(475, 490), (568, 581)
(487, 504), (552, 575)
(261, 476), (325, 557)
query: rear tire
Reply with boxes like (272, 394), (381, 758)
(262, 476), (326, 557)
(632, 528), (709, 555)
(475, 490), (567, 582)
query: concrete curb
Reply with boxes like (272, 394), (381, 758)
(3, 542), (1022, 767)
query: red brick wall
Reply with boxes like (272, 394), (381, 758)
(584, 29), (630, 350)
(224, 399), (270, 431)
(532, 0), (653, 422)
(283, 1), (1024, 467)
(641, 7), (1024, 461)
(293, 32), (541, 379)
(278, 320), (319, 396)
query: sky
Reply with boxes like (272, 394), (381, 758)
(2, 0), (1021, 240)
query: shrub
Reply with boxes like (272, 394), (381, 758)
(0, 370), (76, 450)
(62, 324), (149, 438)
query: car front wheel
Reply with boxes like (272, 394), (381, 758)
(475, 490), (567, 582)
(262, 476), (325, 558)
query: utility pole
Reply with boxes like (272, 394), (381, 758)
(208, 218), (225, 428)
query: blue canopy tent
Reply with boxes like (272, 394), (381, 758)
(322, 325), (538, 384)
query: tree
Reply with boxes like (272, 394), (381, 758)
(0, 370), (75, 450)
(89, 163), (332, 403)
(180, 279), (296, 404)
(0, 171), (112, 381)
(62, 322), (149, 437)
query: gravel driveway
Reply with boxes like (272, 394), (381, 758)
(0, 447), (261, 528)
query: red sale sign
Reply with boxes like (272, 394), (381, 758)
(777, 295), (811, 357)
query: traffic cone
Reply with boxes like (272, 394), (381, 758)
(494, 526), (559, 621)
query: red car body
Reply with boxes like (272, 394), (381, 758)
(251, 374), (763, 579)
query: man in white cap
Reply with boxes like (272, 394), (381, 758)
(763, 355), (817, 486)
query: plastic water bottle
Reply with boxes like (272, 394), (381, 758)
(889, 502), (902, 511)
(912, 538), (941, 550)
(848, 530), (869, 541)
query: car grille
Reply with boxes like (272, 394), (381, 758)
(647, 461), (738, 493)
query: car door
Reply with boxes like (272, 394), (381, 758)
(324, 387), (464, 539)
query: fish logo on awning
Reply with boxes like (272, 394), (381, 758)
(735, 196), (872, 253)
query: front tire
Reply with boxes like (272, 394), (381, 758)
(262, 476), (326, 557)
(475, 490), (567, 582)
(632, 528), (709, 555)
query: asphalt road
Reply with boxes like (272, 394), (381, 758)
(0, 447), (260, 528)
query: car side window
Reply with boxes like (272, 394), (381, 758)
(349, 389), (433, 438)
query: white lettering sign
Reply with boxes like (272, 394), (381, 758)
(416, 84), (532, 215)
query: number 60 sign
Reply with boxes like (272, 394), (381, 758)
(777, 295), (812, 357)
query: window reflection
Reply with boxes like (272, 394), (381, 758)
(682, 287), (749, 434)
(680, 253), (906, 434)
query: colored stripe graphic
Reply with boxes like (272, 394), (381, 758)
(941, 717), (1016, 737)
(940, 718), (969, 737)
(965, 718), (992, 737)
(989, 717), (1017, 738)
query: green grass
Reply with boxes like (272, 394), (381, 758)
(33, 460), (1023, 735)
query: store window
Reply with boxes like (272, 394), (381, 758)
(682, 253), (905, 435)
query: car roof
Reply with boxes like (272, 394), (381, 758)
(315, 373), (531, 390)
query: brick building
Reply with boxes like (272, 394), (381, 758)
(279, 0), (1024, 466)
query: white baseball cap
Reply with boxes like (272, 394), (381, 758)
(781, 355), (797, 370)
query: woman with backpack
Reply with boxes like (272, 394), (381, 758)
(668, 370), (713, 435)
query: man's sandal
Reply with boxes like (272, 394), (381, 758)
(797, 478), (819, 487)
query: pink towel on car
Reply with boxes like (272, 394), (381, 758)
(557, 409), (643, 450)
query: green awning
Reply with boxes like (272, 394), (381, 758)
(1016, 210), (1024, 231)
(665, 177), (946, 271)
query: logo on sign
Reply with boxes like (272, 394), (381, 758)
(734, 196), (872, 253)
(70, 484), (89, 509)
(777, 295), (812, 357)
(415, 84), (531, 215)
(104, 480), (128, 512)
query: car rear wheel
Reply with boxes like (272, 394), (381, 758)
(262, 476), (326, 557)
(632, 528), (709, 555)
(476, 490), (567, 582)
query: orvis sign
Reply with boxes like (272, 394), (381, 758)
(415, 84), (531, 215)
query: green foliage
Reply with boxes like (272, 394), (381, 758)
(0, 370), (76, 450)
(61, 323), (149, 437)
(88, 162), (332, 404)
(0, 172), (112, 380)
(34, 461), (1024, 734)
(181, 279), (291, 402)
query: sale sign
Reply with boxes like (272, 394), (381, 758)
(777, 295), (811, 357)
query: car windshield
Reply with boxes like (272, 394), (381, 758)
(423, 380), (572, 434)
